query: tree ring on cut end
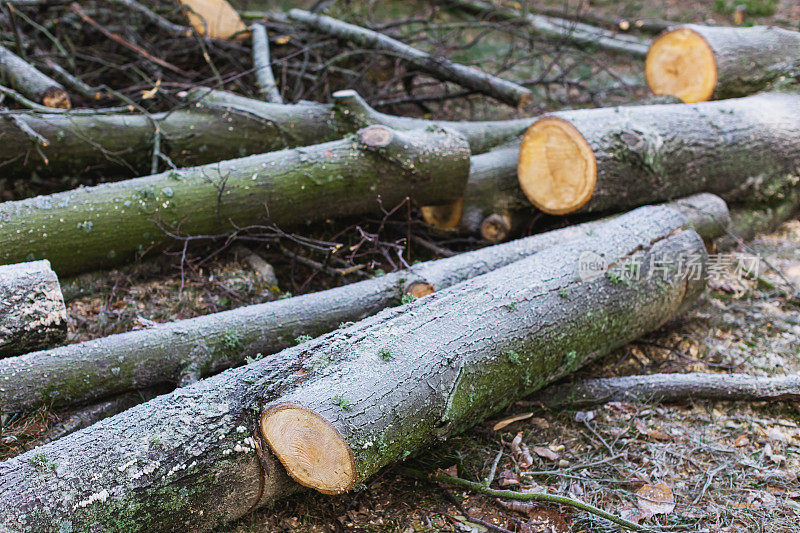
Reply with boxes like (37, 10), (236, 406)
(646, 28), (717, 103)
(420, 197), (464, 230)
(358, 125), (394, 147)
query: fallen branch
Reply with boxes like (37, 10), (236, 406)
(0, 202), (708, 530)
(287, 8), (533, 108)
(250, 22), (282, 103)
(0, 193), (728, 415)
(646, 24), (800, 103)
(0, 124), (469, 275)
(529, 373), (800, 409)
(517, 92), (800, 215)
(0, 44), (70, 108)
(442, 0), (651, 57)
(0, 260), (66, 358)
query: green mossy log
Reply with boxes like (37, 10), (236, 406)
(1, 88), (535, 180)
(0, 202), (710, 531)
(0, 260), (66, 358)
(0, 125), (470, 275)
(0, 194), (727, 415)
(517, 92), (800, 215)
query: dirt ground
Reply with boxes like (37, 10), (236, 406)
(1, 0), (799, 531)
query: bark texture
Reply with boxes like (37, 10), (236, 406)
(531, 373), (800, 409)
(0, 125), (470, 275)
(0, 202), (709, 531)
(0, 45), (70, 108)
(0, 194), (728, 415)
(0, 260), (66, 358)
(443, 0), (651, 56)
(519, 92), (800, 215)
(287, 9), (533, 108)
(0, 88), (534, 180)
(250, 22), (282, 103)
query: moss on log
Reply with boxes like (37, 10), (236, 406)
(517, 92), (800, 215)
(0, 194), (728, 415)
(0, 260), (66, 358)
(0, 202), (709, 531)
(646, 24), (800, 103)
(0, 125), (470, 275)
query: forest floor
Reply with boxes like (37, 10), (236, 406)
(1, 0), (799, 531)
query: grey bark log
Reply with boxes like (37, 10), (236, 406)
(250, 22), (282, 103)
(443, 0), (651, 57)
(0, 202), (709, 532)
(287, 9), (533, 107)
(0, 194), (729, 414)
(529, 373), (800, 409)
(0, 125), (470, 275)
(0, 260), (66, 358)
(0, 88), (535, 180)
(0, 45), (70, 108)
(534, 92), (800, 214)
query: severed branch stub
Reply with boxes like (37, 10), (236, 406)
(0, 44), (70, 108)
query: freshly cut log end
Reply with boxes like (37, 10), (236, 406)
(41, 87), (71, 109)
(406, 280), (435, 298)
(518, 117), (596, 215)
(421, 198), (464, 230)
(260, 403), (356, 495)
(480, 213), (512, 243)
(646, 28), (717, 103)
(358, 124), (394, 147)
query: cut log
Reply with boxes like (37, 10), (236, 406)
(442, 0), (651, 57)
(517, 92), (800, 215)
(287, 9), (533, 108)
(0, 202), (710, 531)
(528, 373), (800, 409)
(646, 24), (800, 103)
(0, 260), (66, 359)
(0, 88), (535, 180)
(422, 142), (532, 243)
(0, 194), (728, 414)
(0, 45), (70, 108)
(0, 125), (469, 275)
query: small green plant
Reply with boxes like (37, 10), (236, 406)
(502, 302), (517, 311)
(558, 287), (568, 298)
(338, 321), (355, 329)
(523, 369), (533, 387)
(245, 352), (264, 364)
(294, 335), (312, 345)
(377, 347), (393, 361)
(333, 395), (352, 411)
(564, 350), (578, 368)
(506, 350), (521, 365)
(222, 332), (242, 350)
(606, 270), (625, 285)
(400, 293), (417, 305)
(29, 453), (57, 472)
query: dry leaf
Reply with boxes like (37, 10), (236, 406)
(493, 412), (534, 431)
(275, 35), (291, 45)
(531, 446), (559, 461)
(177, 0), (247, 39)
(636, 483), (675, 517)
(734, 434), (750, 447)
(530, 417), (550, 430)
(509, 432), (534, 468)
(525, 507), (569, 533)
(498, 469), (520, 487)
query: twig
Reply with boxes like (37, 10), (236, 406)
(251, 22), (282, 103)
(400, 467), (650, 531)
(106, 0), (191, 36)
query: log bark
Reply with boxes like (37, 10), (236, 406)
(0, 88), (535, 180)
(0, 260), (66, 358)
(422, 141), (530, 242)
(250, 22), (282, 103)
(0, 125), (470, 275)
(646, 24), (800, 103)
(442, 0), (651, 57)
(0, 194), (728, 414)
(0, 202), (709, 531)
(0, 45), (70, 108)
(528, 373), (800, 409)
(287, 9), (533, 108)
(517, 92), (800, 215)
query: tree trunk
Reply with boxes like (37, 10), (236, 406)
(422, 142), (531, 243)
(517, 92), (800, 215)
(287, 9), (533, 108)
(528, 373), (800, 409)
(0, 45), (70, 108)
(1, 88), (535, 180)
(0, 260), (66, 358)
(0, 125), (470, 276)
(0, 194), (728, 415)
(0, 202), (709, 531)
(646, 24), (800, 103)
(442, 0), (651, 57)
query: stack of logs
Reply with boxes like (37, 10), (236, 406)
(0, 3), (799, 530)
